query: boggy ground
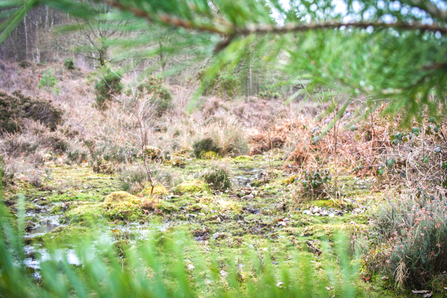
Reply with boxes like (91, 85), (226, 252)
(3, 150), (402, 297)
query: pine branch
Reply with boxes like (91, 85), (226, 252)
(422, 62), (447, 71)
(403, 0), (447, 22)
(96, 0), (447, 37)
(235, 21), (447, 35)
(96, 0), (231, 35)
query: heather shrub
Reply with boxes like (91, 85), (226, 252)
(136, 77), (173, 116)
(66, 148), (88, 164)
(91, 140), (138, 164)
(18, 60), (33, 68)
(200, 71), (239, 99)
(193, 137), (220, 158)
(94, 67), (123, 110)
(93, 159), (116, 174)
(63, 59), (75, 70)
(259, 89), (280, 100)
(202, 165), (232, 191)
(0, 91), (63, 133)
(2, 158), (44, 187)
(368, 193), (447, 287)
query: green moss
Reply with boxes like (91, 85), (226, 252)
(36, 226), (91, 247)
(47, 192), (103, 203)
(311, 199), (341, 209)
(102, 191), (143, 221)
(62, 202), (104, 224)
(140, 184), (168, 196)
(281, 175), (298, 185)
(233, 155), (254, 162)
(158, 200), (178, 213)
(250, 180), (265, 187)
(174, 180), (208, 194)
(201, 151), (220, 160)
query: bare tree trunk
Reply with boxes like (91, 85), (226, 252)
(249, 66), (252, 97)
(24, 15), (29, 60)
(45, 6), (49, 30)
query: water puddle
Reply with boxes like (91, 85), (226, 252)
(26, 203), (63, 236)
(232, 168), (264, 188)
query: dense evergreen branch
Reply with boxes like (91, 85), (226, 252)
(96, 0), (447, 37)
(404, 0), (447, 22)
(235, 21), (447, 35)
(96, 0), (231, 35)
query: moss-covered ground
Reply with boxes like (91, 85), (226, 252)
(4, 155), (406, 297)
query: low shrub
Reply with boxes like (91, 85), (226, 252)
(300, 169), (331, 199)
(193, 137), (220, 158)
(63, 59), (76, 70)
(93, 159), (116, 174)
(91, 140), (138, 164)
(38, 68), (60, 96)
(18, 60), (33, 68)
(0, 91), (63, 133)
(136, 77), (173, 116)
(94, 67), (123, 110)
(200, 71), (239, 99)
(202, 166), (232, 191)
(259, 90), (280, 100)
(368, 193), (447, 287)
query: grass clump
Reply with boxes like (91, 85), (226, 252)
(118, 166), (148, 194)
(193, 120), (249, 158)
